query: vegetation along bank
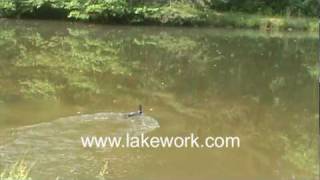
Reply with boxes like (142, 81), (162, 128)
(0, 0), (318, 31)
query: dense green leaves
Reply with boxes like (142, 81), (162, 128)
(206, 0), (318, 16)
(0, 0), (207, 25)
(0, 0), (316, 26)
(66, 0), (129, 20)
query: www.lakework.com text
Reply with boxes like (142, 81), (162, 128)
(81, 133), (240, 149)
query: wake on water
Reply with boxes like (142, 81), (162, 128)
(0, 112), (160, 180)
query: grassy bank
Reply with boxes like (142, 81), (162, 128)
(207, 11), (318, 32)
(0, 1), (317, 31)
(132, 4), (318, 32)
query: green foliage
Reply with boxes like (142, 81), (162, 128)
(206, 0), (318, 17)
(207, 11), (317, 31)
(132, 3), (207, 25)
(131, 6), (160, 23)
(0, 0), (15, 16)
(66, 0), (129, 21)
(150, 2), (207, 25)
(0, 0), (206, 25)
(0, 0), (317, 27)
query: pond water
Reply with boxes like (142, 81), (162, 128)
(0, 19), (318, 180)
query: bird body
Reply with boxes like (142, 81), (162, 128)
(127, 105), (143, 117)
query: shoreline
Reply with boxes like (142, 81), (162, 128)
(0, 11), (317, 32)
(206, 11), (318, 32)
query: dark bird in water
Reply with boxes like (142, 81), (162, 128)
(127, 105), (143, 117)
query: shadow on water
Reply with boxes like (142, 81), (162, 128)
(0, 20), (318, 179)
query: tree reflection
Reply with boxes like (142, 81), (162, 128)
(0, 20), (318, 177)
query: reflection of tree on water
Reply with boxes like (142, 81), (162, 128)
(0, 21), (318, 177)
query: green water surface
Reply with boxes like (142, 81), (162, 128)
(0, 19), (318, 180)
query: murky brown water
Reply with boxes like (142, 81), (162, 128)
(0, 19), (318, 180)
